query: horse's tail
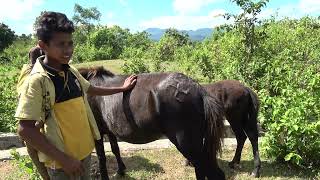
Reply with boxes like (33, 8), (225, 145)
(245, 86), (260, 125)
(201, 89), (225, 159)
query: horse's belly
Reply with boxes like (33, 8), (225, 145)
(115, 130), (163, 144)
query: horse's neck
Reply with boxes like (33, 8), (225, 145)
(92, 75), (127, 87)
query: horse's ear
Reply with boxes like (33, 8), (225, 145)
(87, 70), (97, 80)
(78, 68), (94, 80)
(78, 68), (88, 79)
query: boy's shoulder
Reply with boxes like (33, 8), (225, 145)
(68, 64), (77, 71)
(17, 64), (44, 92)
(68, 65), (82, 76)
(23, 71), (45, 89)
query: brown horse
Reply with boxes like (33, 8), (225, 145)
(204, 80), (261, 177)
(79, 67), (226, 180)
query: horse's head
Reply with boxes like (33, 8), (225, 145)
(78, 66), (115, 80)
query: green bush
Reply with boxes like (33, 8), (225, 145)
(72, 44), (96, 63)
(10, 149), (41, 180)
(0, 39), (34, 67)
(0, 66), (19, 132)
(257, 17), (320, 168)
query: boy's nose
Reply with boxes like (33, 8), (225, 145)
(64, 47), (73, 54)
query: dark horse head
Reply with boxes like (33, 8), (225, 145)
(79, 66), (226, 180)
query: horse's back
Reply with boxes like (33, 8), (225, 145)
(93, 72), (207, 143)
(130, 72), (205, 130)
(204, 80), (249, 112)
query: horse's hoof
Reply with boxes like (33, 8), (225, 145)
(117, 164), (126, 176)
(117, 169), (126, 176)
(251, 171), (260, 178)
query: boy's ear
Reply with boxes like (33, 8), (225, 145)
(38, 40), (47, 50)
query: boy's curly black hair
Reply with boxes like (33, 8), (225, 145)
(36, 11), (75, 44)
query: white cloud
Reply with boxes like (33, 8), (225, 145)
(0, 0), (43, 21)
(173, 0), (220, 15)
(298, 0), (320, 14)
(259, 0), (320, 20)
(107, 12), (114, 19)
(209, 9), (226, 18)
(139, 9), (227, 30)
(25, 23), (35, 33)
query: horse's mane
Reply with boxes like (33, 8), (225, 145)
(78, 66), (115, 80)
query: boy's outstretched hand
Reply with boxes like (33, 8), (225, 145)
(122, 75), (137, 91)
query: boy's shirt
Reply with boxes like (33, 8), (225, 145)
(15, 57), (101, 168)
(41, 62), (94, 167)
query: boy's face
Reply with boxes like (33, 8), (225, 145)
(41, 32), (74, 65)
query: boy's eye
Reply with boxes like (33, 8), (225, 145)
(57, 41), (73, 47)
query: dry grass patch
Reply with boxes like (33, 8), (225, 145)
(0, 143), (319, 180)
(73, 59), (124, 74)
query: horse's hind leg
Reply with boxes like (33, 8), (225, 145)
(167, 129), (225, 180)
(95, 138), (110, 180)
(205, 155), (225, 180)
(184, 149), (206, 180)
(106, 131), (126, 175)
(166, 131), (206, 180)
(244, 124), (261, 177)
(193, 154), (225, 180)
(192, 141), (225, 180)
(194, 161), (206, 180)
(228, 115), (247, 169)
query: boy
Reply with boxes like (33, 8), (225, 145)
(15, 11), (136, 179)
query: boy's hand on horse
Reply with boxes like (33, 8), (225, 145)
(122, 75), (137, 91)
(87, 75), (137, 96)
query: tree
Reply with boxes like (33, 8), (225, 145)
(0, 23), (15, 52)
(157, 28), (191, 62)
(162, 28), (190, 46)
(17, 34), (32, 42)
(72, 4), (102, 46)
(225, 0), (269, 61)
(72, 3), (101, 31)
(127, 31), (152, 50)
(89, 25), (130, 59)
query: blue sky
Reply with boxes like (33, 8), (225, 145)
(0, 0), (319, 35)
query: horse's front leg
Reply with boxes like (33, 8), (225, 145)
(107, 131), (126, 175)
(95, 138), (109, 180)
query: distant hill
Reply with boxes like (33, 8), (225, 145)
(144, 28), (214, 41)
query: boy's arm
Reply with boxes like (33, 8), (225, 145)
(18, 120), (84, 176)
(87, 74), (137, 96)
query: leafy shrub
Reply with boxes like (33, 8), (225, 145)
(72, 44), (96, 63)
(10, 149), (41, 180)
(0, 66), (19, 132)
(257, 17), (320, 168)
(0, 39), (34, 67)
